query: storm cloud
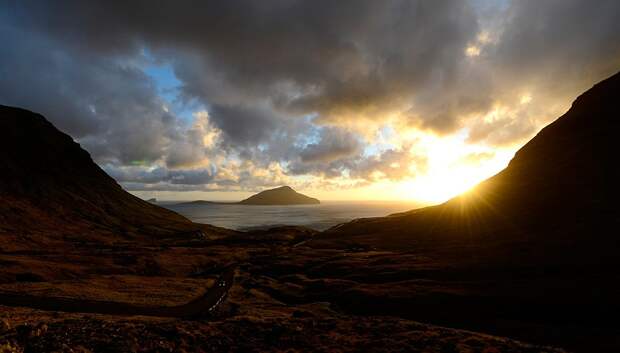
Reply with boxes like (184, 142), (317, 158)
(1, 0), (619, 194)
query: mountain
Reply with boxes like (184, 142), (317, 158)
(239, 186), (320, 205)
(174, 187), (319, 206)
(0, 105), (203, 250)
(316, 71), (620, 262)
(308, 72), (620, 351)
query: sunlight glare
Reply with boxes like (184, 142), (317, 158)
(403, 133), (513, 204)
(465, 45), (481, 57)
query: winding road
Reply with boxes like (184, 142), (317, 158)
(0, 266), (235, 319)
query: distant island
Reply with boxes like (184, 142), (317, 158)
(177, 200), (220, 205)
(175, 186), (320, 206)
(239, 186), (320, 205)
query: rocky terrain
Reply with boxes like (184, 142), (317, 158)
(0, 237), (566, 353)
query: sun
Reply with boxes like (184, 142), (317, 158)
(402, 133), (513, 204)
(409, 173), (478, 204)
(313, 129), (514, 203)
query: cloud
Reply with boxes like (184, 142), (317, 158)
(0, 20), (188, 167)
(495, 0), (620, 79)
(466, 105), (537, 147)
(104, 165), (215, 185)
(299, 128), (361, 163)
(352, 147), (427, 181)
(290, 133), (425, 183)
(3, 1), (481, 135)
(164, 111), (221, 168)
(1, 1), (620, 193)
(208, 104), (280, 147)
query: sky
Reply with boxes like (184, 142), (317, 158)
(1, 1), (619, 203)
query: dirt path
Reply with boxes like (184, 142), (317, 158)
(0, 266), (235, 319)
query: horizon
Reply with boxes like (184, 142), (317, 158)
(2, 1), (620, 203)
(150, 194), (425, 205)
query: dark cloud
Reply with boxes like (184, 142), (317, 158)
(495, 0), (620, 78)
(118, 183), (222, 193)
(299, 128), (361, 163)
(104, 165), (216, 186)
(481, 0), (620, 122)
(209, 104), (279, 147)
(1, 1), (620, 193)
(3, 0), (480, 135)
(0, 19), (189, 167)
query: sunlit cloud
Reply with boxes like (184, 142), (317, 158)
(465, 45), (481, 57)
(519, 94), (533, 105)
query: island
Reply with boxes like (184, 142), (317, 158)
(176, 200), (220, 205)
(240, 186), (320, 205)
(173, 186), (320, 206)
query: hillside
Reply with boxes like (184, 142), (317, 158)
(315, 71), (620, 263)
(239, 186), (320, 205)
(303, 71), (620, 352)
(0, 105), (203, 250)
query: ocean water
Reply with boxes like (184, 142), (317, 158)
(161, 201), (421, 231)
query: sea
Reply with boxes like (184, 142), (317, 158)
(160, 201), (421, 231)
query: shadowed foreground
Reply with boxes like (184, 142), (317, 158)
(0, 266), (235, 319)
(4, 71), (620, 352)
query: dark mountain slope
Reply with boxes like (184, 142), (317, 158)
(315, 71), (620, 265)
(0, 105), (202, 249)
(239, 186), (320, 205)
(307, 72), (620, 352)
